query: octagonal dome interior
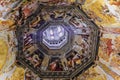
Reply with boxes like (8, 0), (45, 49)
(16, 4), (100, 79)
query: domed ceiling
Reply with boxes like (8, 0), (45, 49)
(0, 0), (120, 80)
(16, 3), (99, 79)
